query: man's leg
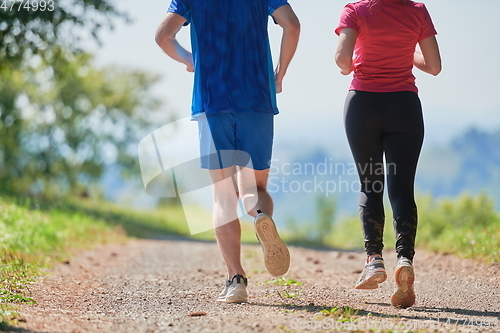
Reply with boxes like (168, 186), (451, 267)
(209, 166), (246, 280)
(238, 167), (272, 217)
(211, 167), (272, 278)
(238, 167), (289, 276)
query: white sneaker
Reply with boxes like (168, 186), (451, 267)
(254, 211), (290, 276)
(217, 274), (248, 303)
(391, 257), (415, 308)
(354, 257), (387, 289)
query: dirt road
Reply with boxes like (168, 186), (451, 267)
(8, 238), (500, 332)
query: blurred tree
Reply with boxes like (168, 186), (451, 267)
(285, 195), (336, 247)
(0, 1), (166, 197)
(314, 195), (336, 244)
(0, 50), (161, 196)
(0, 0), (127, 68)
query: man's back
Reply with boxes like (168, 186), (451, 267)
(156, 0), (299, 304)
(168, 0), (289, 116)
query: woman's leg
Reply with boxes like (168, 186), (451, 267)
(383, 92), (424, 261)
(344, 91), (386, 257)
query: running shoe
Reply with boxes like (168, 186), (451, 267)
(254, 211), (290, 276)
(391, 257), (415, 308)
(217, 274), (248, 303)
(354, 257), (387, 289)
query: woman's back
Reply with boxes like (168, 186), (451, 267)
(335, 0), (437, 93)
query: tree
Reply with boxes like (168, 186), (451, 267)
(0, 50), (162, 196)
(0, 1), (166, 197)
(0, 0), (127, 68)
(314, 195), (336, 243)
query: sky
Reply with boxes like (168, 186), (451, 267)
(88, 0), (500, 213)
(87, 0), (500, 153)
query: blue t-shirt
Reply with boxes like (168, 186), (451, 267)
(167, 0), (289, 118)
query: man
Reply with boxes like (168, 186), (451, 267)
(155, 0), (300, 303)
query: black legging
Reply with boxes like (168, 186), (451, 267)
(344, 90), (424, 261)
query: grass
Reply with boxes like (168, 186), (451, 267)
(0, 196), (128, 325)
(317, 192), (500, 263)
(262, 277), (304, 286)
(0, 194), (221, 325)
(53, 197), (260, 244)
(1, 190), (498, 327)
(417, 192), (500, 263)
(0, 193), (259, 326)
(281, 304), (468, 332)
(279, 290), (300, 299)
(315, 306), (361, 322)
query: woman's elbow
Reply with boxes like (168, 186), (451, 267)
(429, 63), (442, 76)
(335, 54), (352, 71)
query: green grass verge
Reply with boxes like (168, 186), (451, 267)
(417, 192), (500, 263)
(322, 192), (500, 263)
(0, 194), (258, 326)
(1, 190), (498, 327)
(0, 196), (128, 325)
(44, 197), (259, 243)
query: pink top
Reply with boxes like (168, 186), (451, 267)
(335, 0), (437, 93)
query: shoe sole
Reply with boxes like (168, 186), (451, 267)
(255, 214), (290, 276)
(217, 286), (248, 303)
(217, 294), (248, 303)
(355, 271), (387, 289)
(391, 266), (415, 308)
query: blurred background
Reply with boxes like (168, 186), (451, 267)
(1, 0), (499, 250)
(2, 1), (499, 321)
(88, 0), (500, 219)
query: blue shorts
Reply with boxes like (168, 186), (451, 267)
(197, 113), (274, 170)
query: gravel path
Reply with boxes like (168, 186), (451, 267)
(9, 238), (500, 332)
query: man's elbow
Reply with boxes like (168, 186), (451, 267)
(281, 13), (300, 35)
(155, 25), (173, 49)
(283, 21), (300, 39)
(155, 30), (165, 48)
(290, 20), (301, 35)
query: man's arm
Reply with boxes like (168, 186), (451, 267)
(272, 5), (300, 93)
(414, 35), (441, 76)
(155, 12), (194, 72)
(335, 28), (357, 75)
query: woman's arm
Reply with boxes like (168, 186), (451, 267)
(414, 35), (441, 76)
(335, 28), (358, 75)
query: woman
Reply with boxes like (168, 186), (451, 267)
(335, 0), (441, 308)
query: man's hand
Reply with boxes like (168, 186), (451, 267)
(275, 71), (283, 94)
